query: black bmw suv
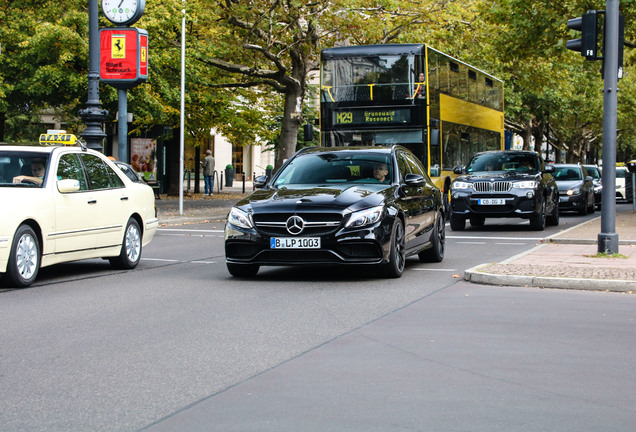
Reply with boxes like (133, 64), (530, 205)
(450, 150), (559, 231)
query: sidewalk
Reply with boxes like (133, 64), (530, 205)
(156, 188), (636, 292)
(155, 182), (253, 226)
(465, 210), (636, 292)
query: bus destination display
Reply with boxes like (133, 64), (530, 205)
(334, 108), (411, 126)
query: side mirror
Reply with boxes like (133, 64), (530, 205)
(404, 173), (425, 186)
(57, 179), (80, 193)
(253, 175), (269, 189)
(453, 166), (463, 175)
(543, 164), (555, 173)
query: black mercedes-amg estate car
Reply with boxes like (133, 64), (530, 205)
(450, 150), (559, 231)
(225, 146), (445, 278)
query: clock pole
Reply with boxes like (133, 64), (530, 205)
(79, 0), (108, 152)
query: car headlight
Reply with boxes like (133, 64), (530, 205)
(346, 206), (384, 229)
(228, 207), (254, 229)
(514, 181), (537, 189)
(594, 185), (602, 192)
(567, 188), (581, 196)
(452, 181), (472, 190)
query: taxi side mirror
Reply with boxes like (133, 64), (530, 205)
(57, 179), (80, 193)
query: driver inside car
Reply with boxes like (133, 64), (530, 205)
(13, 159), (46, 186)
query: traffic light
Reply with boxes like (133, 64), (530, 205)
(567, 11), (599, 60)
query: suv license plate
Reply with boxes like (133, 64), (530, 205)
(271, 237), (321, 249)
(478, 198), (506, 205)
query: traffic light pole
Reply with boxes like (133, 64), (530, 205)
(598, 0), (620, 254)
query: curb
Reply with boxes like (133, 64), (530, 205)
(464, 266), (636, 292)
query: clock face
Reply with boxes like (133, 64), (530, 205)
(102, 0), (144, 25)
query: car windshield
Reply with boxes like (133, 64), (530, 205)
(585, 166), (601, 180)
(554, 166), (582, 181)
(273, 152), (393, 186)
(467, 153), (538, 174)
(0, 150), (50, 187)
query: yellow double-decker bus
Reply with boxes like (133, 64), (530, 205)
(320, 44), (505, 199)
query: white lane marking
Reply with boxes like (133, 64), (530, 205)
(142, 258), (218, 264)
(456, 241), (487, 245)
(495, 242), (532, 245)
(413, 268), (459, 272)
(158, 228), (224, 233)
(143, 258), (180, 262)
(447, 235), (544, 241)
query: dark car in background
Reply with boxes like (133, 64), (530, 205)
(225, 146), (446, 278)
(553, 164), (595, 215)
(582, 164), (602, 209)
(450, 150), (559, 231)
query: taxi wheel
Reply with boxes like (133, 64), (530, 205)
(383, 218), (405, 278)
(110, 218), (142, 269)
(227, 263), (260, 277)
(5, 225), (40, 288)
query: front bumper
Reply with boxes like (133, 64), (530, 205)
(558, 194), (586, 211)
(450, 192), (540, 219)
(225, 221), (392, 267)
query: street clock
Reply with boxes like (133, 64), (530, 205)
(102, 0), (145, 26)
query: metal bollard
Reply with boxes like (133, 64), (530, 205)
(242, 172), (246, 193)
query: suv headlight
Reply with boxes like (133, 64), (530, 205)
(228, 207), (254, 229)
(514, 180), (537, 189)
(346, 206), (383, 229)
(452, 181), (472, 190)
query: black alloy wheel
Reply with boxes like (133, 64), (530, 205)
(383, 218), (406, 278)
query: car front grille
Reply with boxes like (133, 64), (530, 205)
(254, 212), (342, 237)
(473, 181), (513, 193)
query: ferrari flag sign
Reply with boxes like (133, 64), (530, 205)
(100, 28), (148, 89)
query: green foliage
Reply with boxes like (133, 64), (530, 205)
(0, 0), (635, 162)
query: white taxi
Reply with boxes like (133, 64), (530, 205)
(0, 132), (158, 287)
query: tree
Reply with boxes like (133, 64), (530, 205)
(186, 0), (458, 169)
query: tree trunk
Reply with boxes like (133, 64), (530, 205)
(275, 87), (303, 170)
(0, 112), (5, 142)
(520, 119), (532, 151)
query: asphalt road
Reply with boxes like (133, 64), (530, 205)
(1, 209), (635, 431)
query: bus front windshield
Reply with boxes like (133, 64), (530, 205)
(321, 54), (418, 103)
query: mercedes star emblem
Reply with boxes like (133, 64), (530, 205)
(286, 215), (305, 235)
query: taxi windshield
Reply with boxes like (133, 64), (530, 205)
(0, 151), (50, 187)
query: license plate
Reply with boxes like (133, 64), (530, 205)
(478, 198), (506, 205)
(270, 237), (321, 249)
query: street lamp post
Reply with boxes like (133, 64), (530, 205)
(79, 0), (108, 151)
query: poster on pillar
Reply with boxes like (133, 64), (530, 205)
(99, 28), (148, 89)
(130, 138), (157, 181)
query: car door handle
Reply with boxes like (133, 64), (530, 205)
(120, 196), (129, 201)
(87, 200), (97, 205)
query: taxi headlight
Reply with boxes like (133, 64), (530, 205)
(514, 180), (537, 189)
(452, 181), (472, 190)
(228, 207), (254, 229)
(346, 206), (384, 229)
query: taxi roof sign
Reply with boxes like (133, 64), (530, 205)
(39, 132), (78, 146)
